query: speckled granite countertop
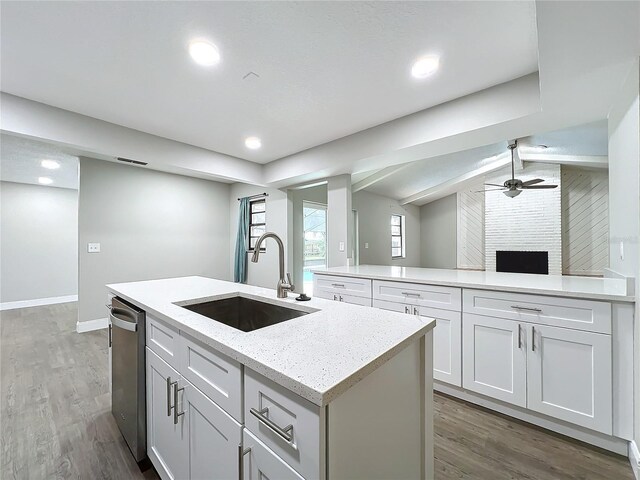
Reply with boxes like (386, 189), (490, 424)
(314, 265), (634, 303)
(107, 276), (434, 407)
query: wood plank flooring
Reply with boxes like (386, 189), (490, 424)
(1, 302), (634, 480)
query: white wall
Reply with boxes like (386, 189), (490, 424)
(353, 190), (421, 267)
(485, 163), (562, 275)
(327, 175), (352, 267)
(420, 194), (457, 269)
(561, 166), (609, 276)
(78, 157), (230, 324)
(228, 184), (288, 289)
(606, 59), (639, 450)
(0, 181), (78, 303)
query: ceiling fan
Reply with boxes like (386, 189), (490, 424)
(482, 140), (558, 197)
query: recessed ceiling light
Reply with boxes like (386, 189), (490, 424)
(411, 55), (440, 79)
(41, 159), (60, 170)
(189, 40), (221, 66)
(245, 137), (262, 150)
(38, 177), (53, 185)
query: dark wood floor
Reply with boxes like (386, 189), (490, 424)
(1, 303), (634, 480)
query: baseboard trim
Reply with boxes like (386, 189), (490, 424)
(76, 317), (108, 333)
(0, 294), (78, 311)
(630, 441), (640, 480)
(435, 382), (628, 455)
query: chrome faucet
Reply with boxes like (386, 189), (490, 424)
(251, 232), (295, 298)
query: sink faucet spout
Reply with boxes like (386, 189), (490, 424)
(251, 232), (295, 298)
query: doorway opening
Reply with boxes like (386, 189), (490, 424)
(303, 201), (327, 294)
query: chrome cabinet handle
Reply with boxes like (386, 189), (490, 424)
(413, 307), (419, 316)
(166, 377), (176, 417)
(339, 295), (343, 302)
(250, 407), (294, 443)
(518, 324), (522, 349)
(238, 444), (251, 480)
(531, 326), (536, 351)
(173, 382), (185, 425)
(108, 323), (112, 348)
(331, 283), (345, 288)
(404, 306), (410, 314)
(402, 292), (421, 298)
(511, 305), (542, 313)
(333, 294), (337, 301)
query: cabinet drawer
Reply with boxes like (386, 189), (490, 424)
(373, 280), (461, 311)
(147, 315), (180, 369)
(178, 333), (242, 421)
(244, 368), (321, 480)
(242, 429), (304, 480)
(463, 289), (611, 334)
(314, 274), (371, 299)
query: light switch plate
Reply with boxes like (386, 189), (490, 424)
(339, 241), (345, 252)
(364, 242), (369, 249)
(88, 242), (101, 253)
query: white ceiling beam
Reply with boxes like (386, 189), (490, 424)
(352, 164), (412, 193)
(519, 153), (608, 169)
(400, 153), (511, 206)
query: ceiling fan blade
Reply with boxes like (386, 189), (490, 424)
(521, 178), (544, 186)
(484, 183), (505, 187)
(521, 184), (558, 189)
(476, 188), (506, 192)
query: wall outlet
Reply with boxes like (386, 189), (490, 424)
(364, 242), (369, 249)
(339, 241), (345, 252)
(88, 243), (101, 253)
(619, 240), (624, 260)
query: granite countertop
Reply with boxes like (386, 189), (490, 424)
(314, 265), (634, 303)
(107, 276), (434, 407)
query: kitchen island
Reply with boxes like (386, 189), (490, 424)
(107, 275), (436, 480)
(314, 265), (634, 456)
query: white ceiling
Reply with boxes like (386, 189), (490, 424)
(358, 120), (609, 203)
(1, 134), (79, 189)
(0, 1), (539, 164)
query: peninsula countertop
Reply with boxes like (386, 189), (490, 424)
(313, 265), (634, 303)
(107, 275), (435, 406)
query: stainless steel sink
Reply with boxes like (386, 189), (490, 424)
(177, 294), (314, 332)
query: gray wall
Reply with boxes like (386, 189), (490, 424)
(78, 158), (230, 323)
(353, 190), (421, 267)
(1, 181), (78, 303)
(419, 194), (457, 268)
(228, 184), (288, 289)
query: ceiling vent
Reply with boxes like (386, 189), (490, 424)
(116, 157), (148, 166)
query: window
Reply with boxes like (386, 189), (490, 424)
(248, 198), (266, 251)
(391, 214), (405, 259)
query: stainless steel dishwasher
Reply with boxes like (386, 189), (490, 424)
(110, 296), (146, 463)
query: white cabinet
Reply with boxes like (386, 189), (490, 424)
(373, 280), (461, 311)
(147, 347), (243, 480)
(185, 379), (242, 479)
(374, 299), (462, 387)
(462, 314), (527, 407)
(146, 348), (188, 480)
(527, 324), (612, 434)
(242, 430), (304, 480)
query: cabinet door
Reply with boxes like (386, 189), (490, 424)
(184, 380), (242, 480)
(527, 324), (612, 434)
(462, 314), (527, 407)
(242, 430), (304, 480)
(417, 306), (461, 387)
(146, 348), (188, 480)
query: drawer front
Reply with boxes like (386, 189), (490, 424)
(244, 368), (320, 480)
(373, 280), (461, 311)
(242, 429), (305, 480)
(314, 274), (372, 299)
(178, 333), (242, 421)
(146, 315), (180, 369)
(463, 289), (611, 334)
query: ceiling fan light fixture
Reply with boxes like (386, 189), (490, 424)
(503, 189), (521, 198)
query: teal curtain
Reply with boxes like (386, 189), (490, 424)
(234, 198), (250, 283)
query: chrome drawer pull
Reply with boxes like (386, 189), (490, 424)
(238, 444), (251, 480)
(166, 377), (177, 416)
(173, 382), (185, 425)
(511, 305), (542, 313)
(331, 283), (345, 288)
(249, 407), (294, 442)
(401, 292), (421, 297)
